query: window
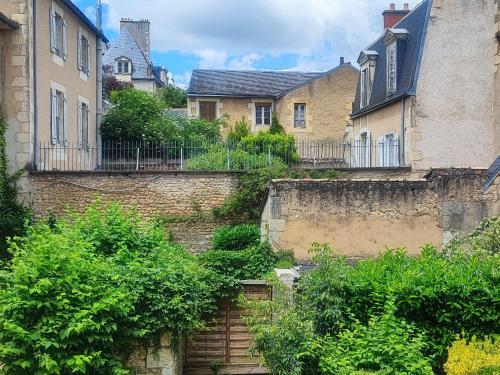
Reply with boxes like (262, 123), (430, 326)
(294, 103), (306, 128)
(78, 33), (90, 75)
(50, 8), (67, 59)
(116, 60), (131, 74)
(377, 132), (399, 167)
(386, 42), (397, 95)
(199, 101), (217, 121)
(354, 131), (371, 168)
(255, 104), (271, 125)
(79, 101), (90, 149)
(360, 69), (370, 108)
(50, 88), (67, 145)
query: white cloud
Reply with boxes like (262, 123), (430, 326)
(101, 0), (421, 70)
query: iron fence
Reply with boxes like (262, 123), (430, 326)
(35, 139), (401, 172)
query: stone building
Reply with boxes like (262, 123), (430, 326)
(0, 0), (107, 192)
(103, 19), (172, 92)
(348, 0), (499, 171)
(187, 61), (359, 140)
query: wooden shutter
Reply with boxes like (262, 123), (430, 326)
(354, 136), (361, 168)
(63, 93), (68, 146)
(50, 8), (57, 52)
(77, 32), (82, 71)
(86, 38), (91, 75)
(365, 134), (371, 167)
(62, 18), (68, 60)
(377, 136), (384, 167)
(199, 101), (216, 121)
(50, 88), (58, 144)
(77, 101), (82, 148)
(392, 133), (399, 167)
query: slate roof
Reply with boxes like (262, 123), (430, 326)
(61, 0), (108, 42)
(103, 27), (157, 81)
(483, 155), (500, 192)
(188, 64), (358, 99)
(0, 12), (19, 30)
(351, 0), (431, 117)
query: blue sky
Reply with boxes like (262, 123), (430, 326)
(74, 0), (419, 87)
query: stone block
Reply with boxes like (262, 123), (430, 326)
(146, 347), (173, 369)
(11, 56), (25, 66)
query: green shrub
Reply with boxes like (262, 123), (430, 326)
(239, 132), (299, 163)
(269, 112), (285, 134)
(444, 216), (499, 257)
(157, 85), (187, 108)
(309, 304), (433, 374)
(227, 116), (252, 144)
(212, 224), (260, 250)
(0, 223), (134, 374)
(444, 336), (500, 375)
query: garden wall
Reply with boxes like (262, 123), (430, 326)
(262, 169), (499, 260)
(29, 171), (240, 252)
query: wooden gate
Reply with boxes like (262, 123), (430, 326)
(184, 282), (271, 374)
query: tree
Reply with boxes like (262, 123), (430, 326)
(103, 75), (133, 99)
(269, 112), (285, 134)
(158, 85), (187, 108)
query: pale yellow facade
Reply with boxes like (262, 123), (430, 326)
(0, 0), (101, 178)
(494, 0), (500, 157)
(188, 65), (358, 140)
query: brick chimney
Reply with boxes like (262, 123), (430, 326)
(383, 3), (410, 29)
(340, 56), (345, 65)
(120, 18), (151, 62)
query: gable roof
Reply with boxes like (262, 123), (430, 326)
(103, 27), (155, 81)
(483, 155), (500, 191)
(60, 0), (108, 43)
(351, 0), (431, 118)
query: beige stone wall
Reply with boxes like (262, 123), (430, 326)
(413, 0), (495, 169)
(187, 65), (358, 140)
(275, 65), (358, 140)
(29, 171), (239, 252)
(494, 0), (500, 157)
(126, 335), (182, 375)
(262, 170), (499, 260)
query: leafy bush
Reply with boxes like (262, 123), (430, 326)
(269, 112), (285, 134)
(444, 336), (500, 375)
(212, 224), (260, 250)
(310, 305), (433, 374)
(0, 201), (236, 373)
(0, 223), (134, 374)
(103, 75), (133, 99)
(157, 85), (187, 108)
(444, 216), (499, 257)
(239, 132), (299, 164)
(227, 116), (252, 144)
(199, 242), (288, 280)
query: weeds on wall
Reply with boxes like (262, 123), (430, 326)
(0, 115), (30, 261)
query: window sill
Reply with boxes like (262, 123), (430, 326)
(52, 53), (64, 67)
(79, 70), (89, 82)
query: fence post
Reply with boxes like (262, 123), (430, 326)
(180, 145), (184, 171)
(136, 146), (140, 171)
(268, 145), (272, 166)
(226, 143), (230, 171)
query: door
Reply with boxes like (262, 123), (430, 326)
(184, 283), (271, 374)
(199, 101), (217, 122)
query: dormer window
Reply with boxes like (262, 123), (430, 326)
(116, 58), (131, 74)
(357, 50), (378, 109)
(386, 42), (397, 95)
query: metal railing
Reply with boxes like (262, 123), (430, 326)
(35, 140), (401, 172)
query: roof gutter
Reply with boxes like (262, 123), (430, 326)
(351, 92), (409, 119)
(187, 93), (277, 99)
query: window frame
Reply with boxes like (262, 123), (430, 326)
(78, 99), (90, 150)
(294, 103), (306, 128)
(116, 59), (131, 75)
(50, 87), (68, 146)
(255, 103), (272, 126)
(386, 42), (397, 96)
(78, 32), (91, 75)
(50, 6), (67, 60)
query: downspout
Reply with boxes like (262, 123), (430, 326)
(96, 0), (103, 169)
(32, 0), (38, 170)
(399, 98), (405, 166)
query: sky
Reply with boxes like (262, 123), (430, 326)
(74, 0), (420, 87)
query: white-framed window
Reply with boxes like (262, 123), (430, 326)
(78, 100), (90, 149)
(354, 130), (371, 168)
(294, 103), (306, 128)
(78, 32), (91, 75)
(255, 104), (271, 125)
(50, 7), (67, 59)
(360, 68), (370, 108)
(116, 59), (131, 74)
(377, 132), (399, 167)
(50, 88), (68, 145)
(386, 42), (397, 95)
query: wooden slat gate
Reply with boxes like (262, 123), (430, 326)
(184, 282), (271, 374)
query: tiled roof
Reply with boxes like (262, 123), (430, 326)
(103, 27), (154, 81)
(483, 155), (500, 191)
(352, 0), (431, 117)
(187, 68), (333, 98)
(61, 0), (108, 43)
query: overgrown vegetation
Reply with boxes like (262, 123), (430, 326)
(157, 85), (187, 109)
(444, 336), (500, 375)
(0, 115), (30, 261)
(0, 201), (235, 373)
(212, 224), (261, 251)
(244, 219), (500, 374)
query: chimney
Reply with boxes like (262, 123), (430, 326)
(120, 18), (151, 62)
(383, 3), (411, 29)
(340, 56), (345, 65)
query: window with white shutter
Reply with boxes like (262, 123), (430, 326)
(50, 8), (66, 60)
(78, 33), (90, 75)
(294, 103), (306, 128)
(51, 88), (66, 145)
(386, 42), (397, 95)
(78, 101), (90, 149)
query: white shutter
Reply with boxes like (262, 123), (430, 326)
(77, 32), (82, 71)
(377, 136), (384, 167)
(354, 136), (361, 168)
(365, 134), (371, 167)
(62, 18), (68, 60)
(86, 39), (91, 75)
(50, 8), (57, 52)
(393, 134), (400, 167)
(85, 104), (90, 147)
(77, 101), (82, 149)
(50, 88), (58, 144)
(63, 94), (68, 146)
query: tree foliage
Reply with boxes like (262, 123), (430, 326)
(157, 85), (187, 108)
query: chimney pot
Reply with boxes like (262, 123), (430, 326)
(390, 3), (396, 10)
(404, 3), (409, 10)
(340, 57), (345, 65)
